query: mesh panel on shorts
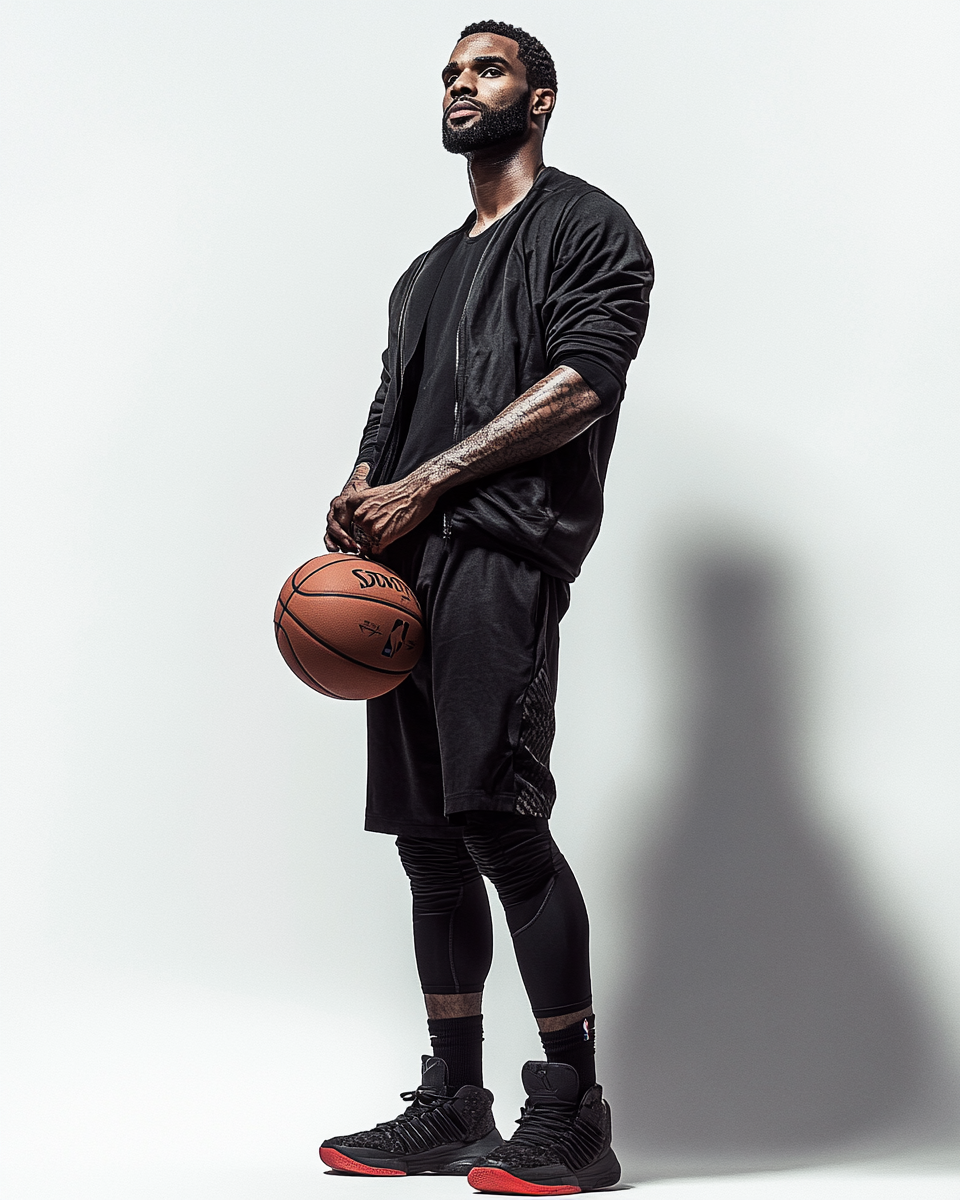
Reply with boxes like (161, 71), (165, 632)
(515, 664), (557, 818)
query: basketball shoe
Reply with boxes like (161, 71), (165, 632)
(467, 1061), (621, 1195)
(319, 1055), (503, 1176)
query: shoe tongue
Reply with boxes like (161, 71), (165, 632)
(521, 1060), (580, 1105)
(419, 1055), (450, 1096)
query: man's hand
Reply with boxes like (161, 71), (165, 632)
(349, 471), (439, 557)
(324, 463), (372, 553)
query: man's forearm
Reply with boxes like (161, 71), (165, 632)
(345, 367), (604, 555)
(410, 366), (601, 497)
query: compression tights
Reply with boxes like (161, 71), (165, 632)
(395, 814), (591, 1019)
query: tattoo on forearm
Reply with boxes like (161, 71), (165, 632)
(411, 367), (601, 495)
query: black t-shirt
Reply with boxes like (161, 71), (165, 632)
(389, 213), (623, 483)
(391, 222), (496, 481)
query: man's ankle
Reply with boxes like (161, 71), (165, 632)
(538, 1012), (596, 1096)
(428, 1012), (484, 1091)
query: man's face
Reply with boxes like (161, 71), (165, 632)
(441, 33), (533, 155)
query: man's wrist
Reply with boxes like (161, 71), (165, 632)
(407, 457), (458, 501)
(347, 462), (371, 490)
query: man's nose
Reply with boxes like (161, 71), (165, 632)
(450, 73), (477, 96)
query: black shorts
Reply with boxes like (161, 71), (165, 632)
(364, 523), (570, 838)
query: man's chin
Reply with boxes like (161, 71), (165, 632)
(442, 128), (523, 156)
(441, 91), (531, 156)
(442, 133), (476, 155)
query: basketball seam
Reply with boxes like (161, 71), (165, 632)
(293, 556), (414, 608)
(291, 589), (419, 618)
(292, 556), (354, 587)
(274, 620), (345, 699)
(276, 600), (413, 676)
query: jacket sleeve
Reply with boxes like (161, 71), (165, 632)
(542, 190), (654, 416)
(351, 259), (419, 471)
(354, 346), (391, 470)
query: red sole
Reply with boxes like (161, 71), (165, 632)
(467, 1165), (581, 1195)
(319, 1146), (406, 1176)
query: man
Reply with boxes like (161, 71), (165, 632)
(320, 20), (652, 1195)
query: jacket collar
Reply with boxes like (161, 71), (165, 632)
(398, 167), (562, 377)
(398, 226), (466, 377)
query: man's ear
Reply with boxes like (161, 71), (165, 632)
(531, 87), (556, 118)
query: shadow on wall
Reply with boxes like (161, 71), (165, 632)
(609, 547), (958, 1175)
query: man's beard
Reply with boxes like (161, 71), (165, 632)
(442, 89), (531, 155)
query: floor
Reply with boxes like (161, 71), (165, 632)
(314, 1167), (960, 1198)
(7, 1163), (959, 1200)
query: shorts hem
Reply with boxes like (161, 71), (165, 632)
(364, 815), (465, 839)
(443, 790), (518, 816)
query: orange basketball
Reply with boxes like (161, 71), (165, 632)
(274, 554), (424, 700)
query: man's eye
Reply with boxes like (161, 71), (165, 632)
(481, 68), (501, 77)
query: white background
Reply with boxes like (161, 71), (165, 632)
(2, 1), (959, 1196)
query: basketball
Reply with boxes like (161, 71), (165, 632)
(274, 554), (424, 700)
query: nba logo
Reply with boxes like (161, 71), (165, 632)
(382, 619), (409, 659)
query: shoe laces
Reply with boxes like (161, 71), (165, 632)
(511, 1097), (577, 1146)
(375, 1086), (448, 1131)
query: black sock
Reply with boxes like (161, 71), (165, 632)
(539, 1013), (596, 1096)
(427, 1014), (484, 1092)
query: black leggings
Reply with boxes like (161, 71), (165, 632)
(396, 815), (591, 1019)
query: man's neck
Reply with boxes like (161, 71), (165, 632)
(466, 137), (544, 235)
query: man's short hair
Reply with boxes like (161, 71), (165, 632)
(459, 20), (558, 94)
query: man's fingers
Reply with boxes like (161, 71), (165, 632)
(350, 518), (376, 556)
(326, 514), (358, 553)
(325, 517), (353, 552)
(327, 493), (363, 551)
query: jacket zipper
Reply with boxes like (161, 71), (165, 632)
(445, 231), (497, 538)
(374, 253), (428, 486)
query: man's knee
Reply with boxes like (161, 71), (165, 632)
(461, 814), (563, 911)
(396, 835), (481, 914)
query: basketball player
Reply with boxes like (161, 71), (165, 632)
(321, 21), (652, 1194)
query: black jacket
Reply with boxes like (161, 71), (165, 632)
(355, 167), (653, 582)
